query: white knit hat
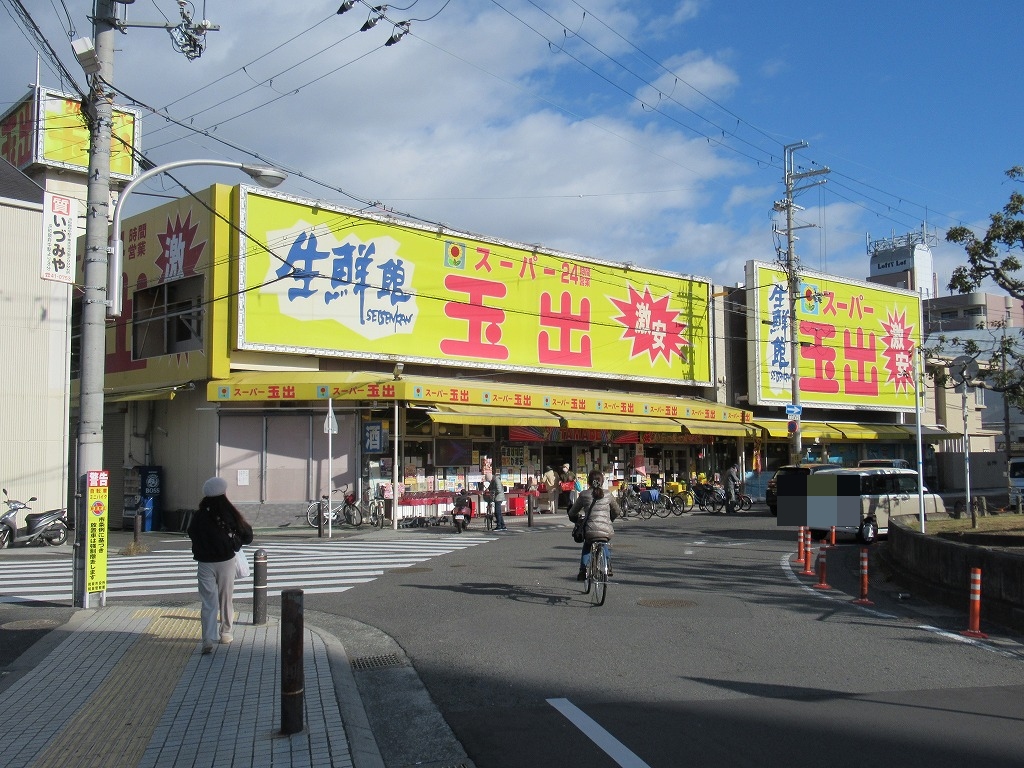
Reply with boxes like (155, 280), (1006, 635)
(203, 476), (228, 497)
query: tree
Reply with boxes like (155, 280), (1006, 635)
(943, 166), (1024, 409)
(947, 166), (1024, 296)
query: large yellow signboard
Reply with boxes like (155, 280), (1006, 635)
(237, 190), (714, 385)
(0, 88), (139, 179)
(746, 261), (921, 411)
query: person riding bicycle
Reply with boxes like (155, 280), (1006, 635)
(568, 469), (621, 581)
(726, 463), (741, 514)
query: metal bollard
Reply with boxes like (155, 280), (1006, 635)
(317, 504), (324, 538)
(527, 492), (536, 527)
(253, 549), (268, 625)
(280, 589), (305, 734)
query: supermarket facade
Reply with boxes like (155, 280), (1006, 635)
(86, 182), (945, 527)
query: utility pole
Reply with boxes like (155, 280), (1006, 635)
(774, 142), (829, 466)
(74, 0), (118, 608)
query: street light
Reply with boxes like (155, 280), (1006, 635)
(107, 159), (287, 317)
(74, 158), (287, 607)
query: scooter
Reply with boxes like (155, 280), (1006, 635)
(0, 489), (69, 548)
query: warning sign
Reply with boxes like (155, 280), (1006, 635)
(86, 470), (109, 593)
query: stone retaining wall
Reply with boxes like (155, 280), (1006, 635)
(886, 514), (1024, 631)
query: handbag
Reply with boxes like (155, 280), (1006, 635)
(234, 549), (250, 579)
(559, 481), (575, 492)
(571, 497), (598, 543)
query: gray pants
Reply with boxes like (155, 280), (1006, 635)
(197, 558), (237, 646)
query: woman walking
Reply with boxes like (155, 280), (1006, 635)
(187, 477), (254, 654)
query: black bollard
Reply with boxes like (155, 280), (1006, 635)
(280, 589), (304, 735)
(317, 503), (324, 538)
(527, 492), (535, 527)
(253, 549), (268, 625)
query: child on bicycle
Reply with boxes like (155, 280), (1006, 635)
(568, 469), (621, 581)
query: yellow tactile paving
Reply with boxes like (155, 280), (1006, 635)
(30, 609), (202, 768)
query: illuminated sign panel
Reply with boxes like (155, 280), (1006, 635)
(237, 189), (714, 385)
(0, 88), (139, 179)
(746, 261), (921, 411)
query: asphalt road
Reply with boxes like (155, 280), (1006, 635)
(305, 509), (1024, 768)
(5, 511), (1024, 767)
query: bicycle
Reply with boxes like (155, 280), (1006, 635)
(582, 538), (610, 606)
(691, 483), (724, 513)
(305, 485), (367, 529)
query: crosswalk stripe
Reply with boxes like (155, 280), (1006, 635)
(0, 537), (492, 603)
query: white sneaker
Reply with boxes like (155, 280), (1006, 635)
(220, 633), (233, 644)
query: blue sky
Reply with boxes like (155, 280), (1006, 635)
(1, 0), (1019, 292)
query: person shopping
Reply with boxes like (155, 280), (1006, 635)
(542, 465), (559, 514)
(187, 477), (254, 654)
(568, 469), (621, 580)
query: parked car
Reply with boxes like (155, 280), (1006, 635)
(813, 467), (945, 544)
(857, 458), (911, 469)
(765, 463), (834, 516)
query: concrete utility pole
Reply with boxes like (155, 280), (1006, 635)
(775, 142), (829, 466)
(74, 0), (118, 608)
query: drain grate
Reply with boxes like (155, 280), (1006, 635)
(350, 652), (405, 670)
(637, 598), (697, 608)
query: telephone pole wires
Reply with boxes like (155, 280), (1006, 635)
(774, 142), (829, 466)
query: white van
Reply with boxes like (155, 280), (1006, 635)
(1009, 458), (1024, 503)
(813, 468), (945, 544)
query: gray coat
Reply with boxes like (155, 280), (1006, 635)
(568, 489), (620, 541)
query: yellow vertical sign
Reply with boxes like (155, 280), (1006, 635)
(86, 470), (109, 593)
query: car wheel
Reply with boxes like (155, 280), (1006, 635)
(858, 518), (878, 545)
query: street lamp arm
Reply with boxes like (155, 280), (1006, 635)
(107, 159), (287, 317)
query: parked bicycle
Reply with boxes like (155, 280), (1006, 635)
(306, 485), (381, 529)
(691, 482), (725, 513)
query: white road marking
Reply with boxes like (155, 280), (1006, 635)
(547, 697), (652, 768)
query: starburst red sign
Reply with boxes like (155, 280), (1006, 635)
(880, 308), (915, 393)
(609, 284), (689, 364)
(154, 211), (205, 283)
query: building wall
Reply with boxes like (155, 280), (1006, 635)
(0, 193), (72, 519)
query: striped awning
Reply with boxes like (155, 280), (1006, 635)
(676, 418), (757, 437)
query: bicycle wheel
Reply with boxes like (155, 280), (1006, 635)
(592, 544), (607, 606)
(344, 502), (363, 527)
(654, 498), (672, 518)
(739, 494), (753, 511)
(638, 502), (654, 520)
(306, 500), (325, 527)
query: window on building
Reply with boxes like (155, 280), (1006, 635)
(940, 310), (958, 321)
(964, 307), (984, 317)
(975, 386), (985, 407)
(132, 275), (204, 359)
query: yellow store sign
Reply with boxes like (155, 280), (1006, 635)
(746, 261), (922, 411)
(237, 189), (714, 385)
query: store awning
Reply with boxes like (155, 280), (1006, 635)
(553, 411), (682, 433)
(427, 404), (561, 427)
(106, 383), (195, 402)
(676, 418), (756, 437)
(900, 425), (958, 440)
(828, 423), (912, 440)
(752, 419), (844, 440)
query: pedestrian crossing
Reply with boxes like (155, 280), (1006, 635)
(0, 536), (495, 604)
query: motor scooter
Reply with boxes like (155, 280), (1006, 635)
(0, 488), (69, 548)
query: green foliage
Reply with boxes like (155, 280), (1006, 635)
(948, 166), (1024, 297)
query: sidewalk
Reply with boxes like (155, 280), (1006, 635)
(0, 605), (380, 768)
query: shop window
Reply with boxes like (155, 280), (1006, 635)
(132, 275), (204, 359)
(406, 410), (434, 436)
(467, 423), (493, 438)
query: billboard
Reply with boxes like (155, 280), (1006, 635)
(236, 189), (714, 385)
(746, 261), (921, 411)
(0, 88), (140, 179)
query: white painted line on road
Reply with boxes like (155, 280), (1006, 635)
(778, 553), (1023, 659)
(547, 697), (652, 768)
